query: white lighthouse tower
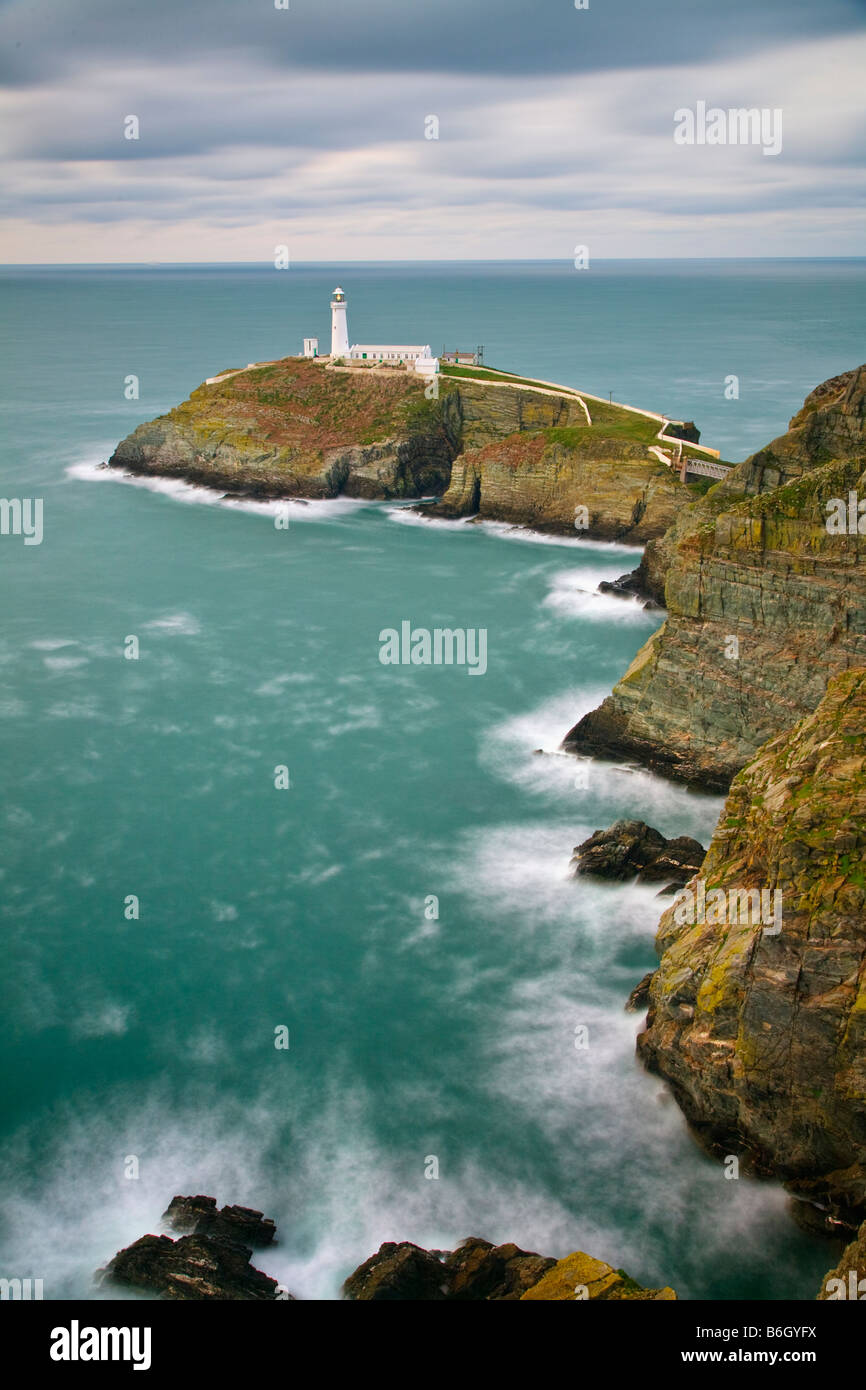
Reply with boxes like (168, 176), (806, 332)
(330, 286), (349, 359)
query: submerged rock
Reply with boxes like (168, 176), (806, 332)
(342, 1237), (673, 1300)
(571, 819), (705, 887)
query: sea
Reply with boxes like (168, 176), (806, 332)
(1, 259), (864, 1300)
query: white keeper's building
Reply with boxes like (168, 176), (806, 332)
(303, 287), (439, 375)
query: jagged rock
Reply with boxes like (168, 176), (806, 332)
(599, 569), (652, 601)
(342, 1238), (672, 1300)
(341, 1242), (450, 1300)
(637, 669), (866, 1220)
(97, 1196), (289, 1300)
(626, 971), (655, 1013)
(571, 819), (704, 886)
(98, 1233), (283, 1301)
(162, 1195), (276, 1247)
(520, 1251), (676, 1301)
(564, 365), (866, 788)
(445, 1238), (555, 1300)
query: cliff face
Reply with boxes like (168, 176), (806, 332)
(439, 431), (685, 540)
(637, 669), (866, 1225)
(108, 358), (705, 539)
(564, 366), (866, 789)
(437, 380), (693, 540)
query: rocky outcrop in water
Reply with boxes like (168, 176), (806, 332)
(571, 819), (705, 888)
(108, 358), (705, 540)
(97, 1196), (289, 1300)
(162, 1194), (276, 1247)
(636, 669), (866, 1229)
(98, 1233), (284, 1301)
(342, 1236), (675, 1300)
(564, 366), (866, 789)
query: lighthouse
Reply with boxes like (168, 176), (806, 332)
(330, 286), (349, 358)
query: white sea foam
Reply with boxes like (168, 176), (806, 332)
(384, 504), (645, 555)
(73, 1003), (132, 1039)
(43, 655), (89, 672)
(542, 565), (661, 624)
(66, 458), (371, 521)
(480, 686), (724, 843)
(435, 814), (799, 1291)
(142, 612), (201, 637)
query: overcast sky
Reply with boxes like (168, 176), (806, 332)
(1, 0), (864, 261)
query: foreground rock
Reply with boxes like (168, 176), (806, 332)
(162, 1194), (276, 1247)
(342, 1236), (675, 1300)
(571, 819), (705, 888)
(637, 669), (866, 1227)
(564, 366), (866, 789)
(97, 1196), (288, 1300)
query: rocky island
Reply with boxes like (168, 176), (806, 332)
(108, 356), (720, 542)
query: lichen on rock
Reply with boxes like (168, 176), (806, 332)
(637, 668), (866, 1227)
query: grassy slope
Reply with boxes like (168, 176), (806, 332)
(440, 363), (726, 464)
(171, 358), (431, 451)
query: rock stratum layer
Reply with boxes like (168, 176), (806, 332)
(564, 366), (866, 789)
(637, 669), (866, 1228)
(108, 359), (707, 542)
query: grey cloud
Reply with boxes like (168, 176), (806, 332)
(0, 0), (862, 86)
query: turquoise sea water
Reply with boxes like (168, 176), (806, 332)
(1, 260), (863, 1300)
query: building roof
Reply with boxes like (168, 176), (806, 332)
(350, 344), (430, 354)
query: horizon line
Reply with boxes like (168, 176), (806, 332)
(2, 255), (865, 269)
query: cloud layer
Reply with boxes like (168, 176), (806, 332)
(1, 0), (864, 260)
